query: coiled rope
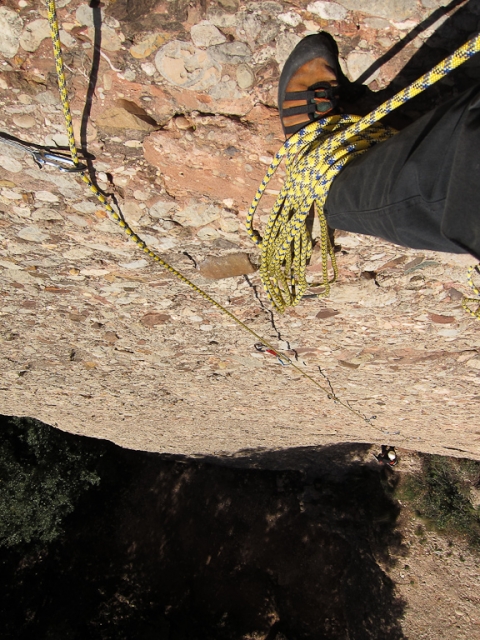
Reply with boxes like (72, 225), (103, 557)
(246, 34), (480, 317)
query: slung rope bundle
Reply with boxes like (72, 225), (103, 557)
(246, 33), (480, 317)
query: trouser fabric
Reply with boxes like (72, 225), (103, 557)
(324, 83), (480, 261)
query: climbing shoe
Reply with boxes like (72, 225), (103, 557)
(278, 32), (347, 138)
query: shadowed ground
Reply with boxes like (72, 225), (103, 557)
(0, 416), (405, 640)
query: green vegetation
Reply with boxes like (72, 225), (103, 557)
(398, 455), (480, 548)
(0, 416), (101, 548)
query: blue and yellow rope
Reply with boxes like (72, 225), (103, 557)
(464, 265), (480, 318)
(246, 34), (480, 316)
(46, 0), (384, 425)
(45, 0), (478, 430)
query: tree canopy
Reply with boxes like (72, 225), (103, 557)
(0, 416), (101, 548)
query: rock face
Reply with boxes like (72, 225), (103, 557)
(0, 0), (480, 468)
(307, 1), (348, 21)
(143, 112), (283, 209)
(0, 7), (23, 58)
(199, 253), (257, 279)
(335, 0), (417, 20)
(155, 41), (222, 90)
(96, 100), (159, 132)
(346, 51), (380, 83)
(19, 19), (51, 53)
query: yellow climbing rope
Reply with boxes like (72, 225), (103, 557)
(464, 265), (480, 318)
(44, 1), (281, 346)
(45, 0), (479, 431)
(46, 0), (382, 427)
(246, 34), (480, 317)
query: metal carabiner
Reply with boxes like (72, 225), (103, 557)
(254, 343), (290, 366)
(0, 132), (86, 173)
(32, 149), (87, 173)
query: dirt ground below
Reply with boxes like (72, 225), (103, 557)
(1, 421), (479, 640)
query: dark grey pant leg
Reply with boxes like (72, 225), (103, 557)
(324, 83), (480, 261)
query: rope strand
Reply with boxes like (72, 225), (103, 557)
(46, 0), (479, 437)
(246, 34), (480, 315)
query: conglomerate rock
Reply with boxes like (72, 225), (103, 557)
(0, 0), (479, 463)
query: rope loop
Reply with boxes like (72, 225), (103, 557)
(246, 33), (480, 314)
(246, 115), (396, 312)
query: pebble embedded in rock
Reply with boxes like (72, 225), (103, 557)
(219, 217), (239, 234)
(0, 181), (16, 190)
(124, 140), (143, 148)
(154, 237), (177, 250)
(307, 1), (347, 21)
(59, 29), (76, 48)
(35, 191), (60, 203)
(130, 33), (168, 59)
(155, 40), (222, 90)
(236, 13), (262, 43)
(429, 313), (456, 324)
(173, 202), (221, 228)
(13, 206), (30, 218)
(216, 0), (240, 10)
(174, 115), (194, 130)
(207, 9), (238, 28)
(0, 156), (22, 173)
(236, 64), (255, 89)
(141, 62), (156, 76)
(197, 226), (220, 240)
(17, 225), (49, 243)
(121, 201), (144, 223)
(346, 51), (380, 83)
(12, 114), (36, 129)
(32, 208), (64, 221)
(0, 7), (23, 59)
(86, 26), (122, 52)
(335, 0), (417, 21)
(275, 32), (301, 67)
(209, 41), (252, 65)
(364, 17), (391, 29)
(316, 309), (340, 319)
(19, 19), (51, 53)
(18, 94), (32, 105)
(199, 253), (257, 279)
(209, 80), (242, 100)
(63, 247), (93, 259)
(119, 259), (149, 270)
(72, 201), (98, 214)
(141, 312), (171, 327)
(278, 11), (302, 27)
(96, 104), (158, 133)
(34, 91), (58, 106)
(190, 21), (227, 48)
(51, 133), (70, 148)
(133, 190), (150, 201)
(149, 200), (178, 219)
(75, 4), (105, 28)
(1, 189), (23, 200)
